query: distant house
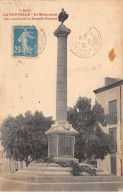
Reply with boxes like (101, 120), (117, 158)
(93, 77), (123, 176)
(0, 133), (24, 173)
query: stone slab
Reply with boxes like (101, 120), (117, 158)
(0, 175), (123, 191)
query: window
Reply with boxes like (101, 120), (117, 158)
(108, 100), (117, 124)
(109, 100), (117, 115)
(109, 127), (117, 152)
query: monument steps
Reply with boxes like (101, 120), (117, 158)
(96, 172), (113, 176)
(1, 162), (122, 189)
(19, 167), (72, 172)
(23, 166), (72, 171)
(2, 172), (123, 184)
(95, 168), (103, 172)
(30, 162), (61, 167)
(80, 163), (96, 168)
(11, 163), (72, 177)
(0, 173), (123, 192)
(14, 171), (72, 176)
(13, 162), (113, 178)
(24, 162), (105, 175)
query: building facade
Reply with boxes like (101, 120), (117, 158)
(94, 77), (123, 176)
(0, 133), (25, 173)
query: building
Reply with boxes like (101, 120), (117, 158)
(0, 143), (24, 174)
(93, 77), (123, 176)
(0, 132), (25, 173)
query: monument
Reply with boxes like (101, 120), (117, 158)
(45, 9), (78, 163)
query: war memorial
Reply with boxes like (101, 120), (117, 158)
(45, 8), (78, 163)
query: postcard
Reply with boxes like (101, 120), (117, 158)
(0, 0), (123, 192)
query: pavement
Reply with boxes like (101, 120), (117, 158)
(0, 162), (123, 191)
(0, 175), (123, 191)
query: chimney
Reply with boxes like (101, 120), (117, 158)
(105, 77), (117, 86)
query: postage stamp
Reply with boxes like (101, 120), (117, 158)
(70, 26), (102, 58)
(13, 26), (46, 57)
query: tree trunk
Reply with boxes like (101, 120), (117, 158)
(25, 161), (29, 167)
(79, 157), (81, 163)
(25, 157), (33, 167)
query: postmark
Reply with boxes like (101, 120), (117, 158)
(38, 28), (46, 55)
(13, 26), (46, 57)
(70, 26), (102, 58)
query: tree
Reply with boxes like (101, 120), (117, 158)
(67, 97), (112, 163)
(0, 111), (53, 167)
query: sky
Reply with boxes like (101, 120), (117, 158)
(0, 0), (123, 122)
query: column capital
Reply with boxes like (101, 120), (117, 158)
(54, 24), (71, 38)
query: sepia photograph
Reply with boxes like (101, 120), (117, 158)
(0, 0), (123, 192)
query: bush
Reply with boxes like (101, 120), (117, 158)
(70, 161), (82, 176)
(56, 160), (73, 167)
(80, 166), (96, 176)
(43, 155), (55, 163)
(56, 160), (96, 176)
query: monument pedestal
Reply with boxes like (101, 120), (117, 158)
(45, 121), (78, 163)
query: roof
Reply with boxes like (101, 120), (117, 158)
(93, 79), (123, 94)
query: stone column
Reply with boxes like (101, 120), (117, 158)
(45, 10), (78, 163)
(55, 25), (70, 122)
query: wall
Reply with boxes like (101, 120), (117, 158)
(95, 85), (122, 176)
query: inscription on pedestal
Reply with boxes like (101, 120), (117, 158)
(48, 136), (57, 156)
(58, 136), (74, 157)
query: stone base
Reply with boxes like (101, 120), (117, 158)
(45, 120), (78, 136)
(54, 157), (79, 164)
(45, 121), (78, 162)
